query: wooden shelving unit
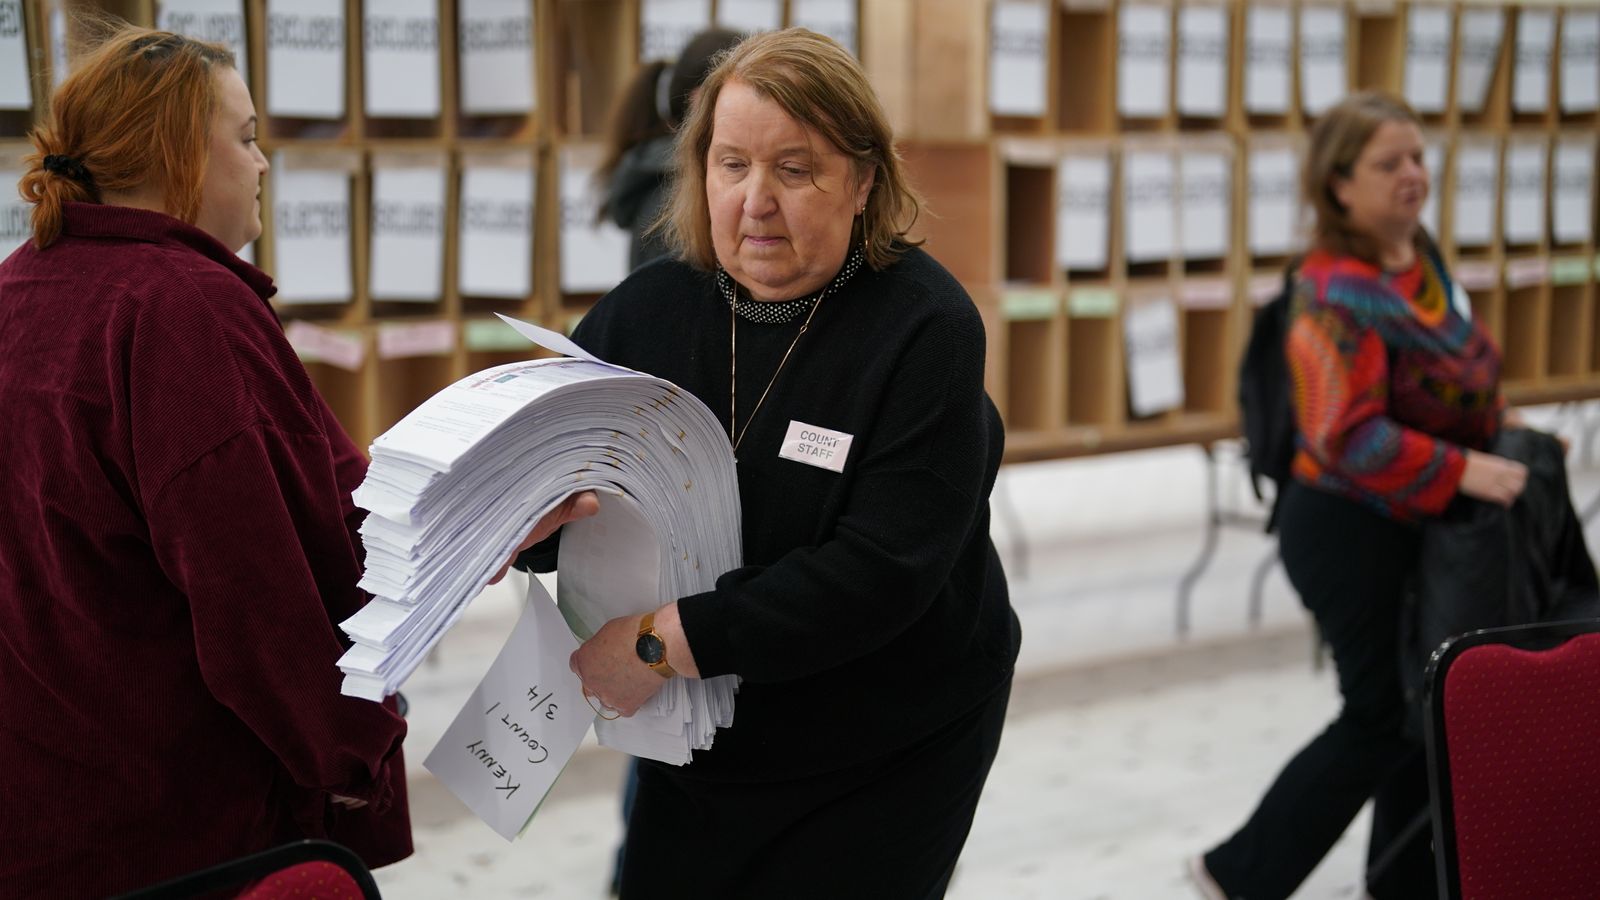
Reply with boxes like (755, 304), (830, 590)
(28, 0), (1600, 464)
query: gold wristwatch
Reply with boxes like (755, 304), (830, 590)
(635, 612), (678, 679)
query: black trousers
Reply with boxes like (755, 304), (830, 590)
(618, 677), (1012, 900)
(1204, 483), (1436, 900)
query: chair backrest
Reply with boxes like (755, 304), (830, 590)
(1424, 619), (1600, 900)
(112, 839), (381, 900)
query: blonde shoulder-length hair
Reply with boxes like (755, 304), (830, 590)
(655, 27), (923, 272)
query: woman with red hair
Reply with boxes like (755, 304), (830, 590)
(0, 26), (589, 896)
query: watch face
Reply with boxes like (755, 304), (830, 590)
(636, 632), (666, 665)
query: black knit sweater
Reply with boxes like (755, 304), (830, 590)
(566, 246), (1019, 780)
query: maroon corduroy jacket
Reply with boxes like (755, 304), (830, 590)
(0, 203), (410, 897)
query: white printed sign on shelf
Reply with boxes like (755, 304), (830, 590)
(791, 0), (857, 56)
(989, 0), (1049, 117)
(424, 578), (595, 841)
(157, 0), (248, 76)
(1561, 11), (1600, 115)
(1179, 150), (1230, 262)
(459, 0), (536, 115)
(49, 7), (65, 88)
(364, 0), (440, 118)
(1512, 8), (1554, 114)
(1298, 5), (1347, 117)
(0, 164), (26, 258)
(1117, 4), (1170, 119)
(1452, 141), (1498, 249)
(559, 147), (629, 294)
(266, 0), (346, 119)
(1502, 140), (1547, 246)
(0, 0), (31, 110)
(272, 159), (352, 304)
(1455, 9), (1504, 114)
(370, 164), (447, 302)
(1403, 5), (1451, 114)
(1554, 139), (1594, 246)
(640, 0), (711, 61)
(716, 0), (782, 33)
(1123, 295), (1184, 418)
(1176, 5), (1228, 118)
(1056, 153), (1111, 272)
(1247, 146), (1298, 257)
(1124, 149), (1176, 264)
(1244, 5), (1291, 115)
(1420, 139), (1444, 237)
(459, 163), (535, 299)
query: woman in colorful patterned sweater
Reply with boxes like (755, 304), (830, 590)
(1190, 93), (1531, 900)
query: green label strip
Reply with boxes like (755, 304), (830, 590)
(1068, 288), (1119, 318)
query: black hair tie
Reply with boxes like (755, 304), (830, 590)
(42, 153), (92, 185)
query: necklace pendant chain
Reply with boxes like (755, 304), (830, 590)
(723, 247), (864, 458)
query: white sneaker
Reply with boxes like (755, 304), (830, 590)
(1185, 855), (1229, 900)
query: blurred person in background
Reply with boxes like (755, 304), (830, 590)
(1190, 92), (1528, 900)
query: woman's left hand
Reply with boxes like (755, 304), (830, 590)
(570, 614), (673, 717)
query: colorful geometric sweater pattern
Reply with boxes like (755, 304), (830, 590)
(1286, 248), (1503, 521)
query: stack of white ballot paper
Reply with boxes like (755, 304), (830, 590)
(338, 314), (742, 769)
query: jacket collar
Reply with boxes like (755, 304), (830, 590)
(58, 201), (277, 302)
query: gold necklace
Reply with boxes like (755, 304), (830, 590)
(720, 247), (865, 457)
(728, 288), (825, 456)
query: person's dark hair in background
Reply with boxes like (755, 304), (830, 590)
(596, 27), (742, 271)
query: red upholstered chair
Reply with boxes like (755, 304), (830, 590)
(112, 839), (381, 900)
(1423, 619), (1600, 900)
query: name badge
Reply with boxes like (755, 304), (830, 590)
(778, 420), (853, 473)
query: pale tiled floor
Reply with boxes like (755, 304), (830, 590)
(372, 404), (1600, 899)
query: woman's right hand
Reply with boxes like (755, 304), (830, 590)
(1458, 450), (1528, 507)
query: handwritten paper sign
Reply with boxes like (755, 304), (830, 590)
(1403, 5), (1451, 114)
(1118, 3), (1171, 119)
(370, 162), (447, 302)
(266, 0), (345, 119)
(1298, 5), (1347, 116)
(559, 147), (629, 294)
(1247, 146), (1297, 256)
(640, 0), (711, 61)
(1512, 8), (1554, 114)
(990, 0), (1050, 117)
(1124, 148), (1176, 263)
(1176, 5), (1228, 118)
(459, 0), (536, 114)
(1056, 153), (1112, 272)
(792, 0), (858, 56)
(364, 0), (440, 118)
(1420, 139), (1444, 236)
(1553, 138), (1594, 246)
(1124, 295), (1184, 417)
(459, 162), (535, 298)
(272, 158), (352, 303)
(1502, 139), (1547, 246)
(1452, 141), (1498, 249)
(1244, 5), (1291, 115)
(1561, 10), (1600, 114)
(1179, 150), (1230, 261)
(1456, 8), (1504, 114)
(157, 0), (247, 76)
(716, 0), (782, 33)
(425, 577), (594, 841)
(0, 164), (26, 258)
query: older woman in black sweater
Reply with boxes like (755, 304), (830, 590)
(554, 27), (1020, 899)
